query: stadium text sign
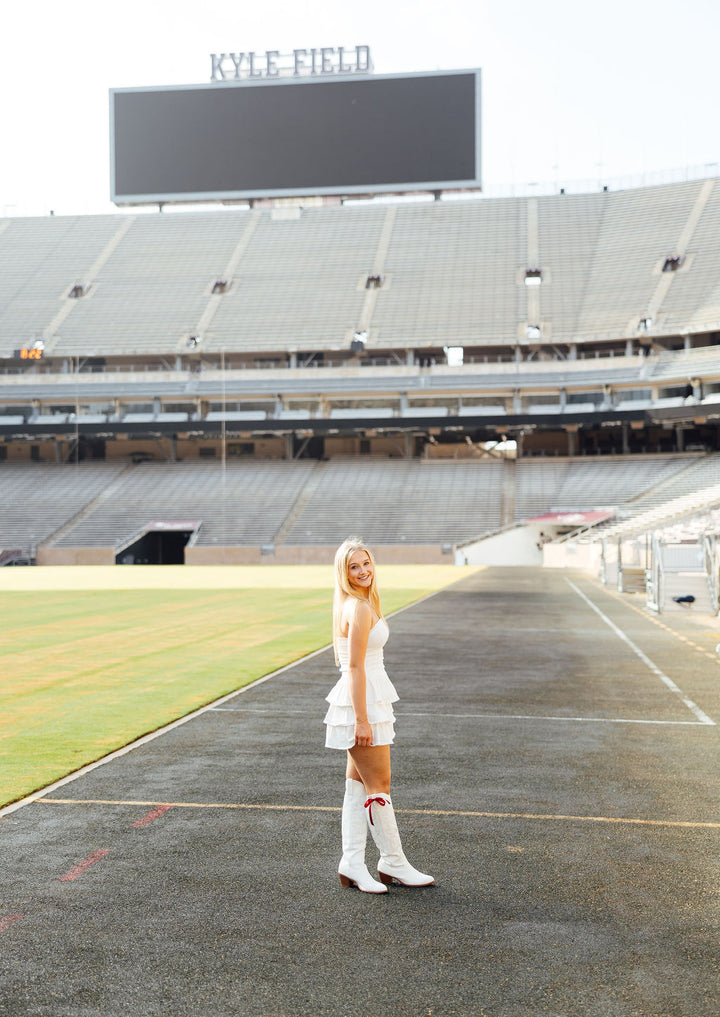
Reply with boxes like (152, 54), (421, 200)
(210, 45), (372, 81)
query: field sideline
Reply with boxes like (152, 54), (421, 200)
(0, 564), (473, 808)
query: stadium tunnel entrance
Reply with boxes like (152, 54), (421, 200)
(115, 520), (201, 565)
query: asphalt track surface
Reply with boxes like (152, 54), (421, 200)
(2, 567), (720, 1017)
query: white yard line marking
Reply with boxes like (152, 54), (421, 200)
(212, 706), (709, 727)
(396, 711), (709, 726)
(212, 707), (319, 714)
(35, 797), (720, 831)
(566, 578), (715, 726)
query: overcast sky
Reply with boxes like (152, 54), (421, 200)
(2, 0), (719, 216)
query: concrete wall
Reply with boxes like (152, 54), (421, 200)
(103, 437), (287, 461)
(424, 443), (500, 459)
(2, 441), (59, 462)
(523, 431), (570, 455)
(37, 547), (116, 565)
(542, 540), (601, 571)
(325, 436), (405, 457)
(37, 544), (453, 567)
(458, 525), (544, 566)
(459, 525), (605, 571)
(185, 544), (452, 566)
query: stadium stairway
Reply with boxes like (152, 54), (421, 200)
(270, 460), (328, 547)
(40, 463), (137, 549)
(661, 570), (714, 613)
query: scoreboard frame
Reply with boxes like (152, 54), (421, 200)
(109, 69), (482, 205)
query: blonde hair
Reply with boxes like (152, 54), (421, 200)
(332, 537), (381, 663)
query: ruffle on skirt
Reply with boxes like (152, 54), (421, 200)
(324, 670), (399, 750)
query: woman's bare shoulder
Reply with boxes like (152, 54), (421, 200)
(344, 596), (373, 630)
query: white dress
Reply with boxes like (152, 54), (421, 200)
(324, 617), (399, 750)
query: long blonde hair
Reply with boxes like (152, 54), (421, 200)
(332, 537), (381, 663)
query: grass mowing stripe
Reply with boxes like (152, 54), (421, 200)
(0, 587), (330, 806)
(0, 572), (460, 808)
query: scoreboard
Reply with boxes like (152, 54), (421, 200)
(13, 348), (44, 360)
(110, 69), (481, 204)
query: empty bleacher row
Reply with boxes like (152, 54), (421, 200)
(2, 178), (720, 359)
(0, 462), (129, 549)
(588, 452), (720, 538)
(1, 454), (713, 556)
(53, 459), (317, 549)
(280, 458), (504, 545)
(513, 453), (695, 518)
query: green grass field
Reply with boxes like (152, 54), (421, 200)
(0, 565), (471, 809)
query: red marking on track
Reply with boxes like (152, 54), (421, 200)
(0, 914), (23, 933)
(132, 804), (174, 828)
(56, 849), (111, 882)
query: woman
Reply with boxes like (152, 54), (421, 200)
(324, 537), (434, 894)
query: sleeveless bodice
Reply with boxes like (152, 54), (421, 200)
(336, 617), (389, 674)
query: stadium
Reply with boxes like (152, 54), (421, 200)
(2, 37), (720, 1017)
(2, 168), (720, 590)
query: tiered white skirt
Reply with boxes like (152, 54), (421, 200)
(324, 669), (399, 750)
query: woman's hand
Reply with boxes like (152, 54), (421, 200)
(354, 719), (373, 748)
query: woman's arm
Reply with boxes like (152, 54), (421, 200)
(347, 600), (374, 747)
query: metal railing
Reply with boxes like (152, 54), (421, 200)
(646, 533), (663, 612)
(599, 536), (611, 585)
(646, 534), (710, 613)
(703, 533), (720, 614)
(617, 535), (648, 594)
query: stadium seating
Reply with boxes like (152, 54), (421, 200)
(0, 462), (129, 550)
(45, 213), (246, 356)
(51, 460), (317, 549)
(280, 458), (504, 544)
(593, 453), (720, 538)
(514, 454), (696, 519)
(0, 215), (123, 348)
(1, 177), (720, 360)
(1, 178), (720, 567)
(0, 453), (710, 556)
(374, 198), (525, 347)
(209, 205), (387, 352)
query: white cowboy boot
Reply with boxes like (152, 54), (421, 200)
(365, 792), (434, 887)
(338, 779), (388, 894)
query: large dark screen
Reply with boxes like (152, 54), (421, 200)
(111, 71), (480, 202)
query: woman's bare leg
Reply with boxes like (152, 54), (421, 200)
(347, 744), (391, 794)
(345, 752), (363, 782)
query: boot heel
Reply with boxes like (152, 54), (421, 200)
(377, 870), (393, 885)
(339, 874), (354, 888)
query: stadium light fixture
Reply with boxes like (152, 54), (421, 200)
(526, 324), (542, 340)
(524, 269), (542, 286)
(638, 317), (653, 332)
